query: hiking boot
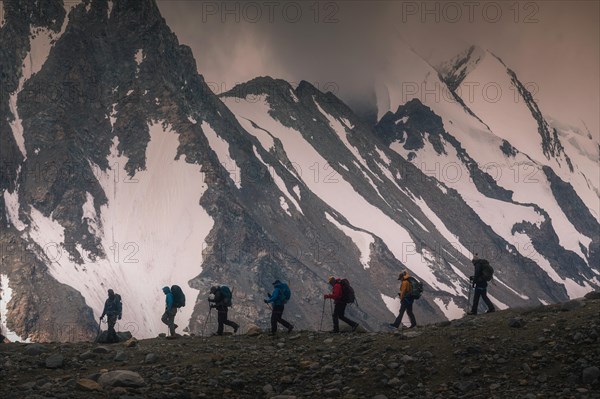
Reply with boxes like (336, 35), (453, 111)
(388, 323), (398, 329)
(486, 309), (496, 313)
(408, 324), (417, 329)
(351, 324), (359, 333)
(330, 330), (340, 334)
(233, 324), (239, 334)
(287, 325), (294, 333)
(467, 311), (477, 315)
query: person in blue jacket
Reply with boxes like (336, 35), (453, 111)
(161, 287), (178, 337)
(264, 280), (294, 335)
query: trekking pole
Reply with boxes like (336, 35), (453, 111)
(466, 283), (473, 312)
(202, 305), (212, 337)
(94, 318), (102, 343)
(319, 297), (326, 331)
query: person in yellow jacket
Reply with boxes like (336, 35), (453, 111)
(389, 270), (417, 329)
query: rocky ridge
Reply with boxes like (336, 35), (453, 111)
(1, 294), (598, 399)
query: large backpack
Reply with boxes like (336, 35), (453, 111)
(219, 286), (233, 307)
(171, 285), (186, 308)
(479, 259), (494, 282)
(339, 279), (355, 304)
(407, 277), (423, 299)
(278, 283), (292, 304)
(114, 293), (123, 315)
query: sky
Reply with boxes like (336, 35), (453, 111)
(157, 1), (599, 139)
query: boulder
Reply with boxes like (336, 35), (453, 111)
(98, 370), (146, 388)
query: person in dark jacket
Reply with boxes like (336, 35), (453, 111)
(324, 276), (359, 333)
(389, 270), (417, 329)
(468, 255), (496, 315)
(100, 289), (122, 343)
(208, 286), (239, 335)
(264, 280), (294, 334)
(161, 287), (178, 337)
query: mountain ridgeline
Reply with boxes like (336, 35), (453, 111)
(0, 0), (598, 341)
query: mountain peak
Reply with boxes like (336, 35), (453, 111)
(221, 76), (295, 101)
(435, 45), (486, 91)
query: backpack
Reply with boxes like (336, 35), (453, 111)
(407, 277), (423, 299)
(479, 259), (494, 282)
(278, 283), (291, 304)
(339, 279), (355, 304)
(171, 285), (186, 308)
(114, 293), (123, 314)
(219, 286), (233, 307)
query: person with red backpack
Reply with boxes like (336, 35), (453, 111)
(389, 271), (417, 329)
(324, 276), (359, 333)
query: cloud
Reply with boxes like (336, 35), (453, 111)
(158, 0), (599, 138)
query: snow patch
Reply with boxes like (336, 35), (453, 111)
(233, 115), (275, 151)
(108, 1), (114, 17)
(395, 116), (409, 125)
(8, 91), (26, 156)
(381, 293), (400, 316)
(253, 146), (303, 214)
(413, 195), (473, 259)
(4, 188), (26, 231)
(376, 147), (391, 166)
(126, 90), (134, 96)
(494, 277), (529, 300)
(538, 298), (550, 305)
(292, 185), (301, 200)
(188, 116), (197, 124)
(26, 123), (214, 338)
(325, 212), (374, 269)
(433, 297), (464, 320)
(108, 102), (118, 129)
(279, 197), (292, 217)
(27, 27), (54, 78)
(1, 275), (31, 343)
(201, 121), (242, 189)
(513, 232), (588, 299)
(289, 89), (299, 103)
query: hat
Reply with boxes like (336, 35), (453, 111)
(108, 289), (114, 296)
(272, 280), (282, 286)
(210, 286), (217, 294)
(397, 271), (407, 280)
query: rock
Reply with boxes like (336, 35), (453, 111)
(45, 354), (64, 369)
(387, 377), (401, 386)
(401, 355), (414, 363)
(76, 379), (102, 392)
(93, 346), (110, 354)
(460, 367), (473, 376)
(323, 388), (341, 397)
(372, 395), (388, 399)
(323, 338), (334, 344)
(584, 291), (600, 300)
(561, 300), (585, 311)
(124, 338), (138, 348)
(582, 366), (600, 384)
(509, 318), (526, 328)
(246, 325), (262, 336)
(24, 343), (46, 356)
(262, 384), (274, 393)
(271, 396), (297, 399)
(79, 351), (96, 360)
(113, 351), (128, 362)
(98, 370), (146, 388)
(145, 353), (159, 364)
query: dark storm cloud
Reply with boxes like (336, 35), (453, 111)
(158, 1), (599, 137)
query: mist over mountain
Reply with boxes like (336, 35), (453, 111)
(0, 0), (598, 342)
